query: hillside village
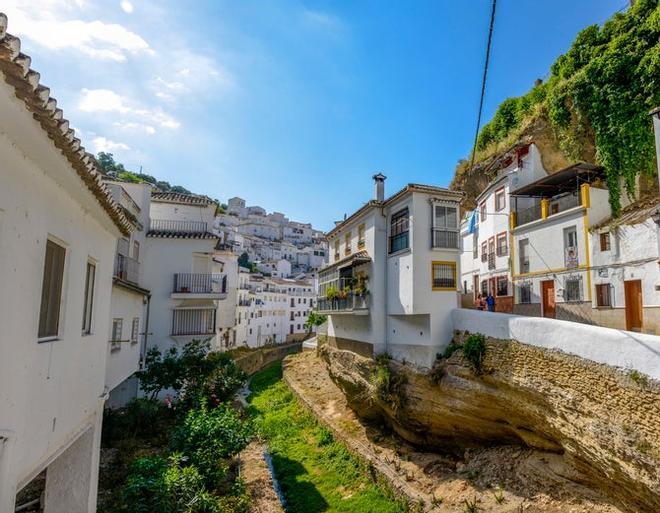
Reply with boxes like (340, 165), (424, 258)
(1, 2), (660, 513)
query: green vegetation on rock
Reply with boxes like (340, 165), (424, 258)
(460, 0), (659, 217)
(248, 362), (407, 513)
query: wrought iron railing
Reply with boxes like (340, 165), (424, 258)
(173, 273), (227, 294)
(151, 219), (208, 233)
(431, 228), (459, 249)
(114, 253), (140, 285)
(316, 293), (369, 313)
(171, 308), (216, 336)
(487, 253), (496, 270)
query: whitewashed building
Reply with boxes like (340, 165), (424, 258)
(104, 181), (152, 408)
(510, 164), (613, 321)
(318, 174), (463, 367)
(0, 19), (132, 512)
(141, 192), (227, 355)
(459, 144), (548, 312)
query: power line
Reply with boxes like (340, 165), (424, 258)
(467, 0), (497, 178)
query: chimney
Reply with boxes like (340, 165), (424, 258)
(651, 107), (660, 190)
(373, 172), (387, 202)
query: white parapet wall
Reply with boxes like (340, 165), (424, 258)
(451, 309), (660, 380)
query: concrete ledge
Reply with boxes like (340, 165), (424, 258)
(451, 308), (660, 380)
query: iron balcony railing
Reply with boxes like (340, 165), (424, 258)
(431, 228), (459, 249)
(316, 293), (369, 313)
(172, 308), (216, 336)
(173, 273), (227, 294)
(114, 253), (140, 285)
(151, 219), (208, 233)
(516, 203), (543, 226)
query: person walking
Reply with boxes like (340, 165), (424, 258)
(475, 293), (484, 310)
(486, 292), (496, 312)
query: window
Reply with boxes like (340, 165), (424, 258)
(481, 280), (488, 295)
(480, 202), (487, 222)
(564, 226), (578, 268)
(518, 283), (531, 304)
(431, 261), (456, 290)
(432, 204), (459, 248)
(82, 261), (96, 334)
(487, 237), (495, 269)
(595, 284), (611, 307)
(358, 223), (366, 248)
(496, 233), (508, 256)
(111, 318), (123, 351)
(472, 233), (478, 259)
(133, 240), (140, 261)
(334, 239), (340, 259)
(38, 239), (66, 340)
(389, 208), (409, 253)
(599, 233), (611, 251)
(496, 276), (508, 296)
(131, 317), (140, 344)
(494, 188), (506, 211)
(481, 242), (488, 262)
(564, 276), (582, 302)
(345, 231), (352, 255)
(519, 239), (530, 273)
(564, 226), (578, 249)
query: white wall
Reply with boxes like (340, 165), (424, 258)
(0, 80), (117, 510)
(452, 309), (660, 380)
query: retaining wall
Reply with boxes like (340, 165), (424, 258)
(451, 308), (660, 380)
(233, 342), (302, 376)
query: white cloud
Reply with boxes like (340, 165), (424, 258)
(3, 1), (152, 62)
(114, 121), (156, 135)
(120, 1), (134, 14)
(79, 88), (180, 130)
(92, 136), (130, 152)
(302, 9), (344, 33)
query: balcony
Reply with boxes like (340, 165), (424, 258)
(431, 228), (459, 249)
(114, 253), (140, 285)
(150, 219), (208, 233)
(316, 293), (369, 315)
(487, 253), (496, 270)
(516, 203), (542, 226)
(172, 308), (216, 336)
(172, 273), (227, 299)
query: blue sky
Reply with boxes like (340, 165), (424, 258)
(4, 0), (624, 231)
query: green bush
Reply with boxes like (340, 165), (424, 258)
(122, 456), (170, 513)
(170, 406), (252, 487)
(102, 398), (175, 447)
(462, 334), (487, 375)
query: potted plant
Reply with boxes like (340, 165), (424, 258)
(326, 286), (339, 303)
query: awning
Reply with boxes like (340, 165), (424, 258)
(319, 250), (371, 276)
(511, 163), (604, 197)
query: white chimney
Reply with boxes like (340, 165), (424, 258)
(651, 107), (660, 190)
(373, 172), (386, 202)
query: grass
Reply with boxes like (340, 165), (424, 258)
(248, 362), (408, 513)
(628, 369), (649, 387)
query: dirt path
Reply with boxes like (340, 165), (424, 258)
(240, 440), (284, 513)
(284, 351), (623, 513)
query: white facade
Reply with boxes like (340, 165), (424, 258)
(319, 177), (463, 367)
(460, 143), (548, 309)
(0, 31), (130, 512)
(142, 194), (227, 358)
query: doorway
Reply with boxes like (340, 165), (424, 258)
(473, 275), (479, 300)
(541, 280), (555, 318)
(624, 279), (643, 332)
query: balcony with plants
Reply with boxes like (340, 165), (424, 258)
(316, 273), (370, 314)
(171, 273), (228, 300)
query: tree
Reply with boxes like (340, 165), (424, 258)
(96, 152), (126, 176)
(237, 252), (251, 269)
(304, 311), (327, 336)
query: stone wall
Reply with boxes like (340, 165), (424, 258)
(321, 338), (660, 513)
(233, 342), (302, 376)
(326, 335), (374, 358)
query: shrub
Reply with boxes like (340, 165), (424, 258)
(122, 456), (170, 513)
(441, 341), (462, 359)
(462, 334), (487, 375)
(629, 369), (649, 387)
(170, 406), (252, 488)
(102, 398), (175, 446)
(372, 354), (407, 412)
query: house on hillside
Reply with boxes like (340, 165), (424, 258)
(142, 192), (227, 355)
(0, 20), (132, 512)
(589, 196), (660, 333)
(317, 174), (463, 367)
(509, 164), (614, 320)
(104, 180), (152, 408)
(460, 143), (548, 311)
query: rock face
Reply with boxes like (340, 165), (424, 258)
(320, 335), (660, 513)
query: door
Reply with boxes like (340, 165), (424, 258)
(488, 278), (496, 297)
(473, 275), (479, 300)
(624, 280), (643, 332)
(541, 280), (555, 318)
